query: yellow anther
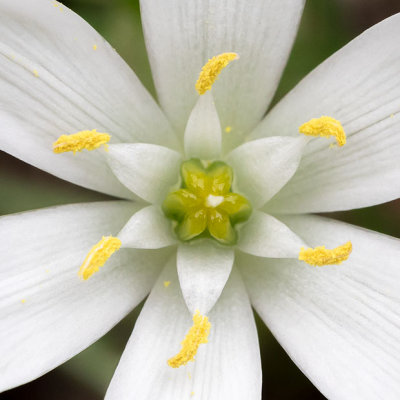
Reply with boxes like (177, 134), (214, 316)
(163, 280), (171, 288)
(78, 236), (121, 280)
(93, 44), (98, 51)
(299, 241), (352, 267)
(224, 126), (232, 133)
(168, 311), (211, 368)
(33, 69), (39, 77)
(195, 52), (238, 95)
(53, 129), (110, 154)
(299, 116), (346, 146)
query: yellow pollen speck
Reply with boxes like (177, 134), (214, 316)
(168, 311), (211, 368)
(53, 129), (110, 154)
(163, 280), (171, 288)
(21, 299), (26, 304)
(188, 372), (192, 380)
(299, 116), (346, 146)
(93, 44), (98, 51)
(390, 114), (395, 118)
(224, 126), (232, 133)
(299, 241), (352, 267)
(191, 392), (195, 397)
(52, 1), (63, 11)
(78, 236), (121, 280)
(45, 269), (50, 273)
(195, 52), (238, 95)
(33, 69), (39, 77)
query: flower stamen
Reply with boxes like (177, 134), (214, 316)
(195, 52), (238, 95)
(299, 241), (352, 266)
(78, 236), (121, 280)
(299, 116), (346, 146)
(168, 311), (211, 368)
(53, 129), (110, 154)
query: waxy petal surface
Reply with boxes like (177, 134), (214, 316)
(0, 201), (169, 391)
(118, 205), (177, 249)
(255, 14), (400, 213)
(106, 262), (261, 400)
(177, 240), (234, 314)
(242, 214), (400, 399)
(226, 136), (307, 208)
(107, 144), (182, 204)
(0, 0), (177, 198)
(237, 211), (307, 258)
(141, 0), (305, 151)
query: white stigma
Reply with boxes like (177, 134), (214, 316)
(205, 194), (224, 208)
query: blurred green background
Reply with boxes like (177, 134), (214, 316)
(1, 0), (400, 399)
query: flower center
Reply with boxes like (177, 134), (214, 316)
(204, 194), (224, 208)
(162, 158), (252, 245)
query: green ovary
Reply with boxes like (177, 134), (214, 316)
(162, 159), (252, 245)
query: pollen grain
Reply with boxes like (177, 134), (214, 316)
(299, 241), (352, 267)
(78, 236), (121, 280)
(53, 129), (110, 154)
(224, 126), (232, 133)
(299, 116), (346, 146)
(168, 311), (211, 368)
(195, 52), (238, 95)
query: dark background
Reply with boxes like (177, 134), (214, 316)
(1, 0), (400, 398)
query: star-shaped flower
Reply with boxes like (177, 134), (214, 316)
(1, 1), (400, 399)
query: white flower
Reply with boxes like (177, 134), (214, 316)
(1, 0), (400, 399)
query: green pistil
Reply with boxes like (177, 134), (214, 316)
(162, 159), (252, 245)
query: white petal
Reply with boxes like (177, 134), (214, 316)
(118, 205), (177, 249)
(141, 0), (305, 148)
(0, 0), (178, 198)
(237, 211), (306, 258)
(226, 136), (307, 208)
(254, 13), (400, 213)
(107, 144), (182, 204)
(241, 214), (400, 399)
(184, 92), (222, 160)
(0, 201), (170, 391)
(177, 240), (234, 314)
(106, 261), (261, 400)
